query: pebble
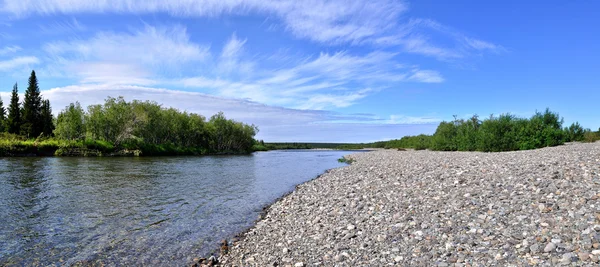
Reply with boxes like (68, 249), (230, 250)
(544, 242), (556, 253)
(578, 252), (589, 261)
(216, 143), (600, 266)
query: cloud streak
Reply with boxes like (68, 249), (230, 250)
(42, 24), (210, 84)
(0, 45), (21, 55)
(0, 56), (39, 71)
(37, 26), (442, 110)
(1, 0), (501, 60)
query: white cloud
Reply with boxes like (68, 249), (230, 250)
(0, 56), (39, 71)
(217, 33), (254, 76)
(463, 37), (504, 52)
(0, 0), (501, 60)
(1, 0), (407, 45)
(388, 114), (441, 124)
(0, 45), (21, 55)
(374, 18), (505, 60)
(42, 24), (210, 84)
(408, 70), (444, 83)
(179, 50), (442, 110)
(38, 84), (437, 142)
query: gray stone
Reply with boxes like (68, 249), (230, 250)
(544, 242), (556, 253)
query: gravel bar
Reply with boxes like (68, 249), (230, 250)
(218, 142), (600, 266)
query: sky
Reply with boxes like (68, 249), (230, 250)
(0, 0), (598, 142)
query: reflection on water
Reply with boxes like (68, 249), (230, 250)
(0, 150), (351, 266)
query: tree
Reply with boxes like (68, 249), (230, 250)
(55, 102), (86, 140)
(6, 83), (21, 134)
(0, 95), (5, 132)
(41, 99), (54, 137)
(21, 70), (43, 138)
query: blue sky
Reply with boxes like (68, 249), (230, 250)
(0, 0), (598, 142)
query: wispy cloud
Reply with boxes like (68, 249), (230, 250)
(1, 0), (407, 45)
(179, 50), (443, 110)
(38, 17), (86, 35)
(0, 56), (39, 71)
(0, 45), (21, 55)
(37, 23), (442, 110)
(388, 114), (441, 124)
(42, 24), (210, 84)
(0, 0), (501, 61)
(374, 18), (505, 60)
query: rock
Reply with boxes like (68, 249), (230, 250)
(592, 250), (600, 255)
(220, 239), (229, 255)
(294, 262), (304, 267)
(578, 252), (589, 261)
(530, 243), (541, 253)
(538, 204), (546, 212)
(544, 242), (556, 253)
(394, 256), (402, 262)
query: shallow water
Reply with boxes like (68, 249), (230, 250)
(0, 150), (352, 266)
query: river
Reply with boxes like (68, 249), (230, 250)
(0, 150), (354, 266)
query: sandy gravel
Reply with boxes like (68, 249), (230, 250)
(215, 142), (600, 266)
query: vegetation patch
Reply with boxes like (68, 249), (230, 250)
(338, 157), (355, 164)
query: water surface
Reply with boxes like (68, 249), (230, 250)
(0, 150), (353, 266)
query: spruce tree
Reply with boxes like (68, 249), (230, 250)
(22, 70), (42, 138)
(41, 99), (54, 137)
(7, 83), (21, 134)
(0, 95), (5, 132)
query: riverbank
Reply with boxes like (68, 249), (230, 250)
(217, 142), (600, 266)
(0, 139), (256, 157)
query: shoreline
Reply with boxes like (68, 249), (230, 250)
(214, 142), (600, 266)
(191, 163), (355, 266)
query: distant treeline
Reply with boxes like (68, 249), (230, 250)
(340, 109), (600, 152)
(253, 142), (350, 151)
(0, 71), (258, 156)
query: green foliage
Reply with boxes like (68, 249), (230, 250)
(583, 130), (600, 143)
(22, 70), (43, 138)
(564, 122), (585, 142)
(384, 134), (431, 150)
(427, 109), (571, 152)
(52, 97), (258, 155)
(337, 157), (355, 164)
(430, 121), (459, 151)
(363, 109), (588, 152)
(7, 83), (21, 134)
(0, 95), (5, 132)
(54, 102), (86, 140)
(41, 99), (54, 137)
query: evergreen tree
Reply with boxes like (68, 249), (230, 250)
(41, 99), (54, 136)
(6, 83), (21, 134)
(0, 95), (5, 132)
(22, 70), (43, 138)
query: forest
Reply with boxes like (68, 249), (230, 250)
(0, 71), (258, 156)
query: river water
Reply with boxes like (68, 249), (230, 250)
(0, 150), (353, 266)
